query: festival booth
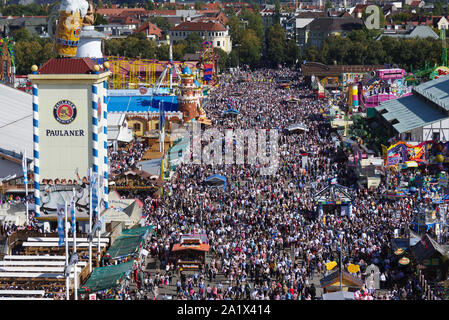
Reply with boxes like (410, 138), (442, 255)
(286, 123), (309, 133)
(410, 234), (449, 282)
(410, 203), (441, 235)
(320, 269), (364, 293)
(171, 234), (209, 271)
(224, 108), (240, 116)
(204, 174), (227, 191)
(314, 178), (354, 219)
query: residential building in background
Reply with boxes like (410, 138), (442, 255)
(169, 21), (231, 53)
(376, 25), (439, 40)
(297, 16), (363, 49)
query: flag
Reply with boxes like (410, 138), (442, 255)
(91, 177), (98, 221)
(70, 189), (76, 232)
(22, 150), (27, 184)
(159, 100), (165, 130)
(57, 204), (65, 246)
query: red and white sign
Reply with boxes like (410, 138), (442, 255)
(89, 293), (97, 300)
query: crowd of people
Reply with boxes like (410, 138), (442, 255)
(120, 67), (447, 300)
(109, 141), (148, 177)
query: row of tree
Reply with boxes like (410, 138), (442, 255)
(10, 28), (230, 75)
(225, 6), (301, 68)
(303, 29), (445, 71)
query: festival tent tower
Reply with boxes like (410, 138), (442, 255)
(29, 0), (110, 218)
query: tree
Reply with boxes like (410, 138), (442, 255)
(94, 14), (108, 26)
(304, 46), (321, 62)
(194, 2), (203, 10)
(214, 47), (228, 72)
(183, 32), (202, 54)
(285, 39), (300, 67)
(273, 0), (281, 26)
(434, 0), (443, 16)
(173, 43), (186, 60)
(239, 29), (262, 66)
(227, 49), (239, 68)
(156, 43), (170, 61)
(104, 38), (123, 56)
(325, 1), (333, 10)
(241, 10), (264, 43)
(149, 16), (173, 33)
(227, 15), (245, 47)
(14, 40), (45, 74)
(12, 28), (31, 42)
(145, 0), (155, 10)
(265, 23), (286, 67)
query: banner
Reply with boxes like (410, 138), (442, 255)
(386, 141), (429, 167)
(22, 150), (27, 184)
(70, 202), (76, 232)
(57, 204), (65, 246)
(159, 101), (165, 130)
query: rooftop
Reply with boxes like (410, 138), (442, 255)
(306, 16), (364, 32)
(171, 21), (227, 32)
(37, 58), (104, 75)
(378, 75), (449, 133)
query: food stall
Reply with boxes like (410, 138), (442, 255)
(171, 234), (209, 271)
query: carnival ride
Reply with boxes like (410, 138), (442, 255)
(362, 68), (411, 108)
(107, 57), (191, 91)
(198, 41), (218, 86)
(0, 37), (15, 86)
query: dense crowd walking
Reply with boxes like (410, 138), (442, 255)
(108, 67), (445, 300)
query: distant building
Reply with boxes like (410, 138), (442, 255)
(376, 25), (439, 40)
(96, 24), (136, 38)
(297, 16), (363, 49)
(134, 21), (163, 40)
(169, 21), (232, 53)
(96, 7), (147, 20)
(0, 16), (48, 37)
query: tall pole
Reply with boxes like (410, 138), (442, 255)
(89, 167), (93, 273)
(97, 172), (101, 267)
(24, 149), (29, 226)
(65, 202), (69, 300)
(72, 192), (78, 301)
(97, 221), (101, 267)
(339, 233), (343, 292)
(169, 36), (173, 92)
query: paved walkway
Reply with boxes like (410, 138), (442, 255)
(135, 249), (324, 300)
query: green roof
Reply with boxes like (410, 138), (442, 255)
(104, 226), (153, 260)
(79, 260), (134, 293)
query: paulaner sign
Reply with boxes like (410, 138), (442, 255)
(46, 129), (85, 136)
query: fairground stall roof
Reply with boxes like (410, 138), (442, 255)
(301, 62), (384, 77)
(378, 75), (449, 133)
